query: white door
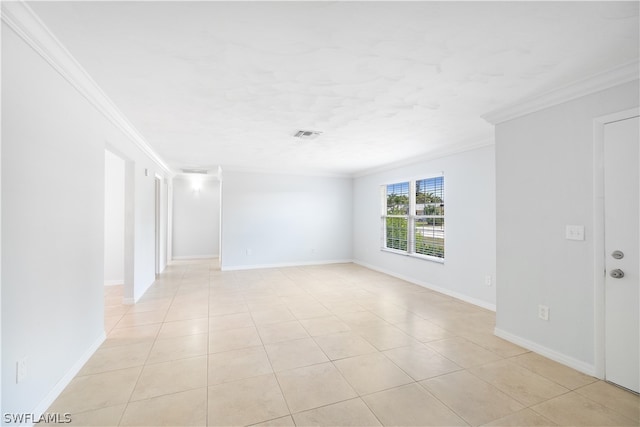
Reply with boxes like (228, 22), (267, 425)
(604, 115), (639, 393)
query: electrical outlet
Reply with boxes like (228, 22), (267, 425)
(485, 275), (492, 287)
(538, 305), (550, 321)
(16, 357), (27, 383)
(246, 248), (252, 256)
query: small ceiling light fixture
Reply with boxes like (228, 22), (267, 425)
(181, 168), (209, 174)
(181, 168), (208, 193)
(293, 130), (322, 140)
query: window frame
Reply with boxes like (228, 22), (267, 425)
(381, 175), (445, 263)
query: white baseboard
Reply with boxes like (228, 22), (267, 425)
(221, 259), (354, 271)
(494, 327), (597, 377)
(172, 254), (218, 261)
(33, 332), (106, 421)
(103, 280), (123, 286)
(353, 260), (496, 312)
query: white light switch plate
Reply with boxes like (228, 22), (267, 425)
(565, 225), (585, 241)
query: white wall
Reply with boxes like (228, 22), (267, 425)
(353, 146), (497, 309)
(221, 171), (353, 270)
(104, 150), (125, 285)
(1, 21), (170, 416)
(172, 176), (220, 259)
(494, 80), (639, 373)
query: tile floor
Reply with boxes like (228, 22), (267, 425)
(46, 260), (639, 426)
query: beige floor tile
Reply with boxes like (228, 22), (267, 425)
(383, 344), (462, 381)
(208, 374), (289, 426)
(337, 311), (389, 329)
(287, 303), (332, 320)
(353, 324), (419, 350)
(257, 320), (310, 344)
(103, 324), (160, 348)
(115, 310), (167, 329)
(125, 299), (172, 314)
(574, 381), (640, 423)
(264, 337), (329, 371)
(470, 360), (569, 406)
(510, 352), (597, 390)
(369, 307), (423, 325)
(208, 346), (273, 385)
(105, 296), (124, 308)
(292, 398), (382, 426)
(104, 315), (123, 333)
(334, 352), (413, 395)
(209, 302), (249, 316)
(251, 306), (296, 325)
(36, 404), (127, 427)
(362, 383), (467, 426)
(209, 293), (244, 307)
(157, 317), (208, 339)
(209, 326), (262, 353)
(481, 408), (557, 426)
(321, 301), (367, 314)
(209, 312), (254, 331)
(48, 367), (142, 414)
(531, 391), (637, 426)
(249, 415), (296, 427)
(313, 331), (378, 360)
(427, 337), (502, 368)
(164, 305), (209, 322)
(78, 342), (152, 376)
(300, 316), (351, 336)
(147, 333), (208, 364)
(130, 355), (207, 401)
(105, 305), (129, 318)
(40, 404), (125, 427)
(120, 387), (207, 426)
(421, 370), (525, 426)
(276, 362), (357, 413)
(462, 332), (529, 358)
(394, 319), (455, 342)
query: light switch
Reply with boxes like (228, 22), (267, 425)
(565, 225), (585, 241)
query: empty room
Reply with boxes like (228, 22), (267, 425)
(1, 1), (639, 426)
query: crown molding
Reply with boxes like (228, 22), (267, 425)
(353, 137), (495, 178)
(1, 1), (175, 176)
(482, 60), (639, 125)
(221, 164), (352, 179)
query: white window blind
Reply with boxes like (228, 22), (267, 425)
(382, 176), (444, 260)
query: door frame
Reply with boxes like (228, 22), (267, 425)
(593, 107), (640, 380)
(154, 174), (162, 276)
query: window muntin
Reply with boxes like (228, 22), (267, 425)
(382, 176), (444, 260)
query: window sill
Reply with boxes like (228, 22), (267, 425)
(380, 248), (445, 264)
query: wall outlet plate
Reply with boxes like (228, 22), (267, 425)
(485, 275), (492, 286)
(16, 357), (27, 383)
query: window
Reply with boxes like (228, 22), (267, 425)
(382, 176), (444, 260)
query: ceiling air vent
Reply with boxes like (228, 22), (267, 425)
(293, 130), (322, 140)
(181, 168), (209, 174)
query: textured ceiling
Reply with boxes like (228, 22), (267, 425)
(29, 1), (639, 175)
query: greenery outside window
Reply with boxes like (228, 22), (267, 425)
(382, 176), (444, 260)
